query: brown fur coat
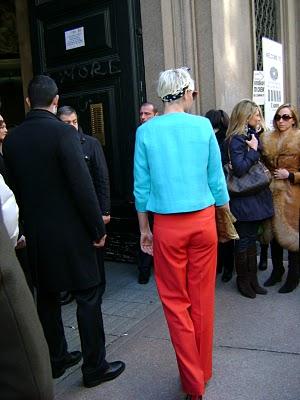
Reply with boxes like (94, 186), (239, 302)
(261, 129), (300, 252)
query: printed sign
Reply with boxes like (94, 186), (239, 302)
(65, 27), (85, 50)
(252, 71), (265, 105)
(262, 37), (284, 129)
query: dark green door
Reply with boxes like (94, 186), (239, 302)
(28, 0), (146, 261)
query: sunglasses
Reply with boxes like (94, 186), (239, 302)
(274, 114), (293, 122)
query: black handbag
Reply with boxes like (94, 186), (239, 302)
(224, 140), (272, 196)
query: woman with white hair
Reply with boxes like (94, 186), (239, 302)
(134, 67), (229, 400)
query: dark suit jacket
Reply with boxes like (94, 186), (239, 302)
(3, 109), (105, 292)
(79, 131), (110, 215)
(0, 208), (53, 400)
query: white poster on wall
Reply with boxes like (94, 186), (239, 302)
(65, 27), (85, 50)
(252, 70), (265, 105)
(262, 37), (284, 129)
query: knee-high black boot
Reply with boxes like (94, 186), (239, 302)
(248, 245), (267, 295)
(264, 240), (285, 287)
(258, 243), (268, 271)
(278, 252), (299, 293)
(235, 250), (256, 298)
(221, 240), (234, 282)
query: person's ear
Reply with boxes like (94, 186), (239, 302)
(25, 97), (31, 108)
(53, 94), (59, 106)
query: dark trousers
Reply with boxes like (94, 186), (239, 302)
(15, 247), (34, 294)
(37, 284), (109, 379)
(234, 221), (260, 253)
(138, 249), (153, 274)
(217, 240), (234, 273)
(97, 248), (106, 299)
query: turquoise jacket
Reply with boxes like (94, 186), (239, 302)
(134, 112), (229, 214)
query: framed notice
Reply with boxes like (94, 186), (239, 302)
(65, 27), (85, 50)
(262, 37), (284, 129)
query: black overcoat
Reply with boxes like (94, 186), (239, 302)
(3, 110), (105, 292)
(78, 131), (110, 215)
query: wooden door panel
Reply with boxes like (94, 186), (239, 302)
(59, 82), (123, 198)
(29, 0), (146, 261)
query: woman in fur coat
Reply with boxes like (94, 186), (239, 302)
(261, 103), (300, 293)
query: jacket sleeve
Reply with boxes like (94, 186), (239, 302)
(229, 135), (260, 177)
(90, 140), (110, 214)
(207, 128), (230, 206)
(134, 128), (150, 212)
(293, 172), (300, 184)
(57, 128), (105, 240)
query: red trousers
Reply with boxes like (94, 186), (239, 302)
(153, 206), (217, 396)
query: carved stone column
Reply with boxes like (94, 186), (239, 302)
(140, 0), (200, 114)
(280, 0), (298, 107)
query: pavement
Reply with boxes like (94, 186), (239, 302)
(54, 258), (300, 400)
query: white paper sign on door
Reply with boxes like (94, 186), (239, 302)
(65, 27), (85, 51)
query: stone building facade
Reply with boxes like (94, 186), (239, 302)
(140, 0), (300, 116)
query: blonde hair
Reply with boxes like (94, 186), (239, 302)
(273, 103), (300, 130)
(157, 67), (195, 102)
(226, 99), (264, 138)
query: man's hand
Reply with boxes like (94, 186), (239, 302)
(140, 231), (153, 256)
(102, 215), (111, 224)
(93, 234), (107, 248)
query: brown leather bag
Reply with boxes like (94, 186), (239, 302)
(215, 207), (239, 243)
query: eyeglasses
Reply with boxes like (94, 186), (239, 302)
(274, 114), (293, 122)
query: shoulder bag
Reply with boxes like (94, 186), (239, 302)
(224, 139), (271, 196)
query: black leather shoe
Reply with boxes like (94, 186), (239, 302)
(185, 395), (202, 400)
(221, 270), (233, 282)
(52, 351), (82, 379)
(60, 291), (74, 306)
(83, 361), (125, 388)
(138, 271), (150, 284)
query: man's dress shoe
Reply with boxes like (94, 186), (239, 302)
(52, 351), (82, 379)
(83, 361), (125, 388)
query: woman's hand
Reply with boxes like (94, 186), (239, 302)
(140, 232), (153, 255)
(274, 168), (289, 179)
(245, 134), (258, 151)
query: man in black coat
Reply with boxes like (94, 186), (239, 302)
(57, 105), (110, 299)
(3, 75), (125, 388)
